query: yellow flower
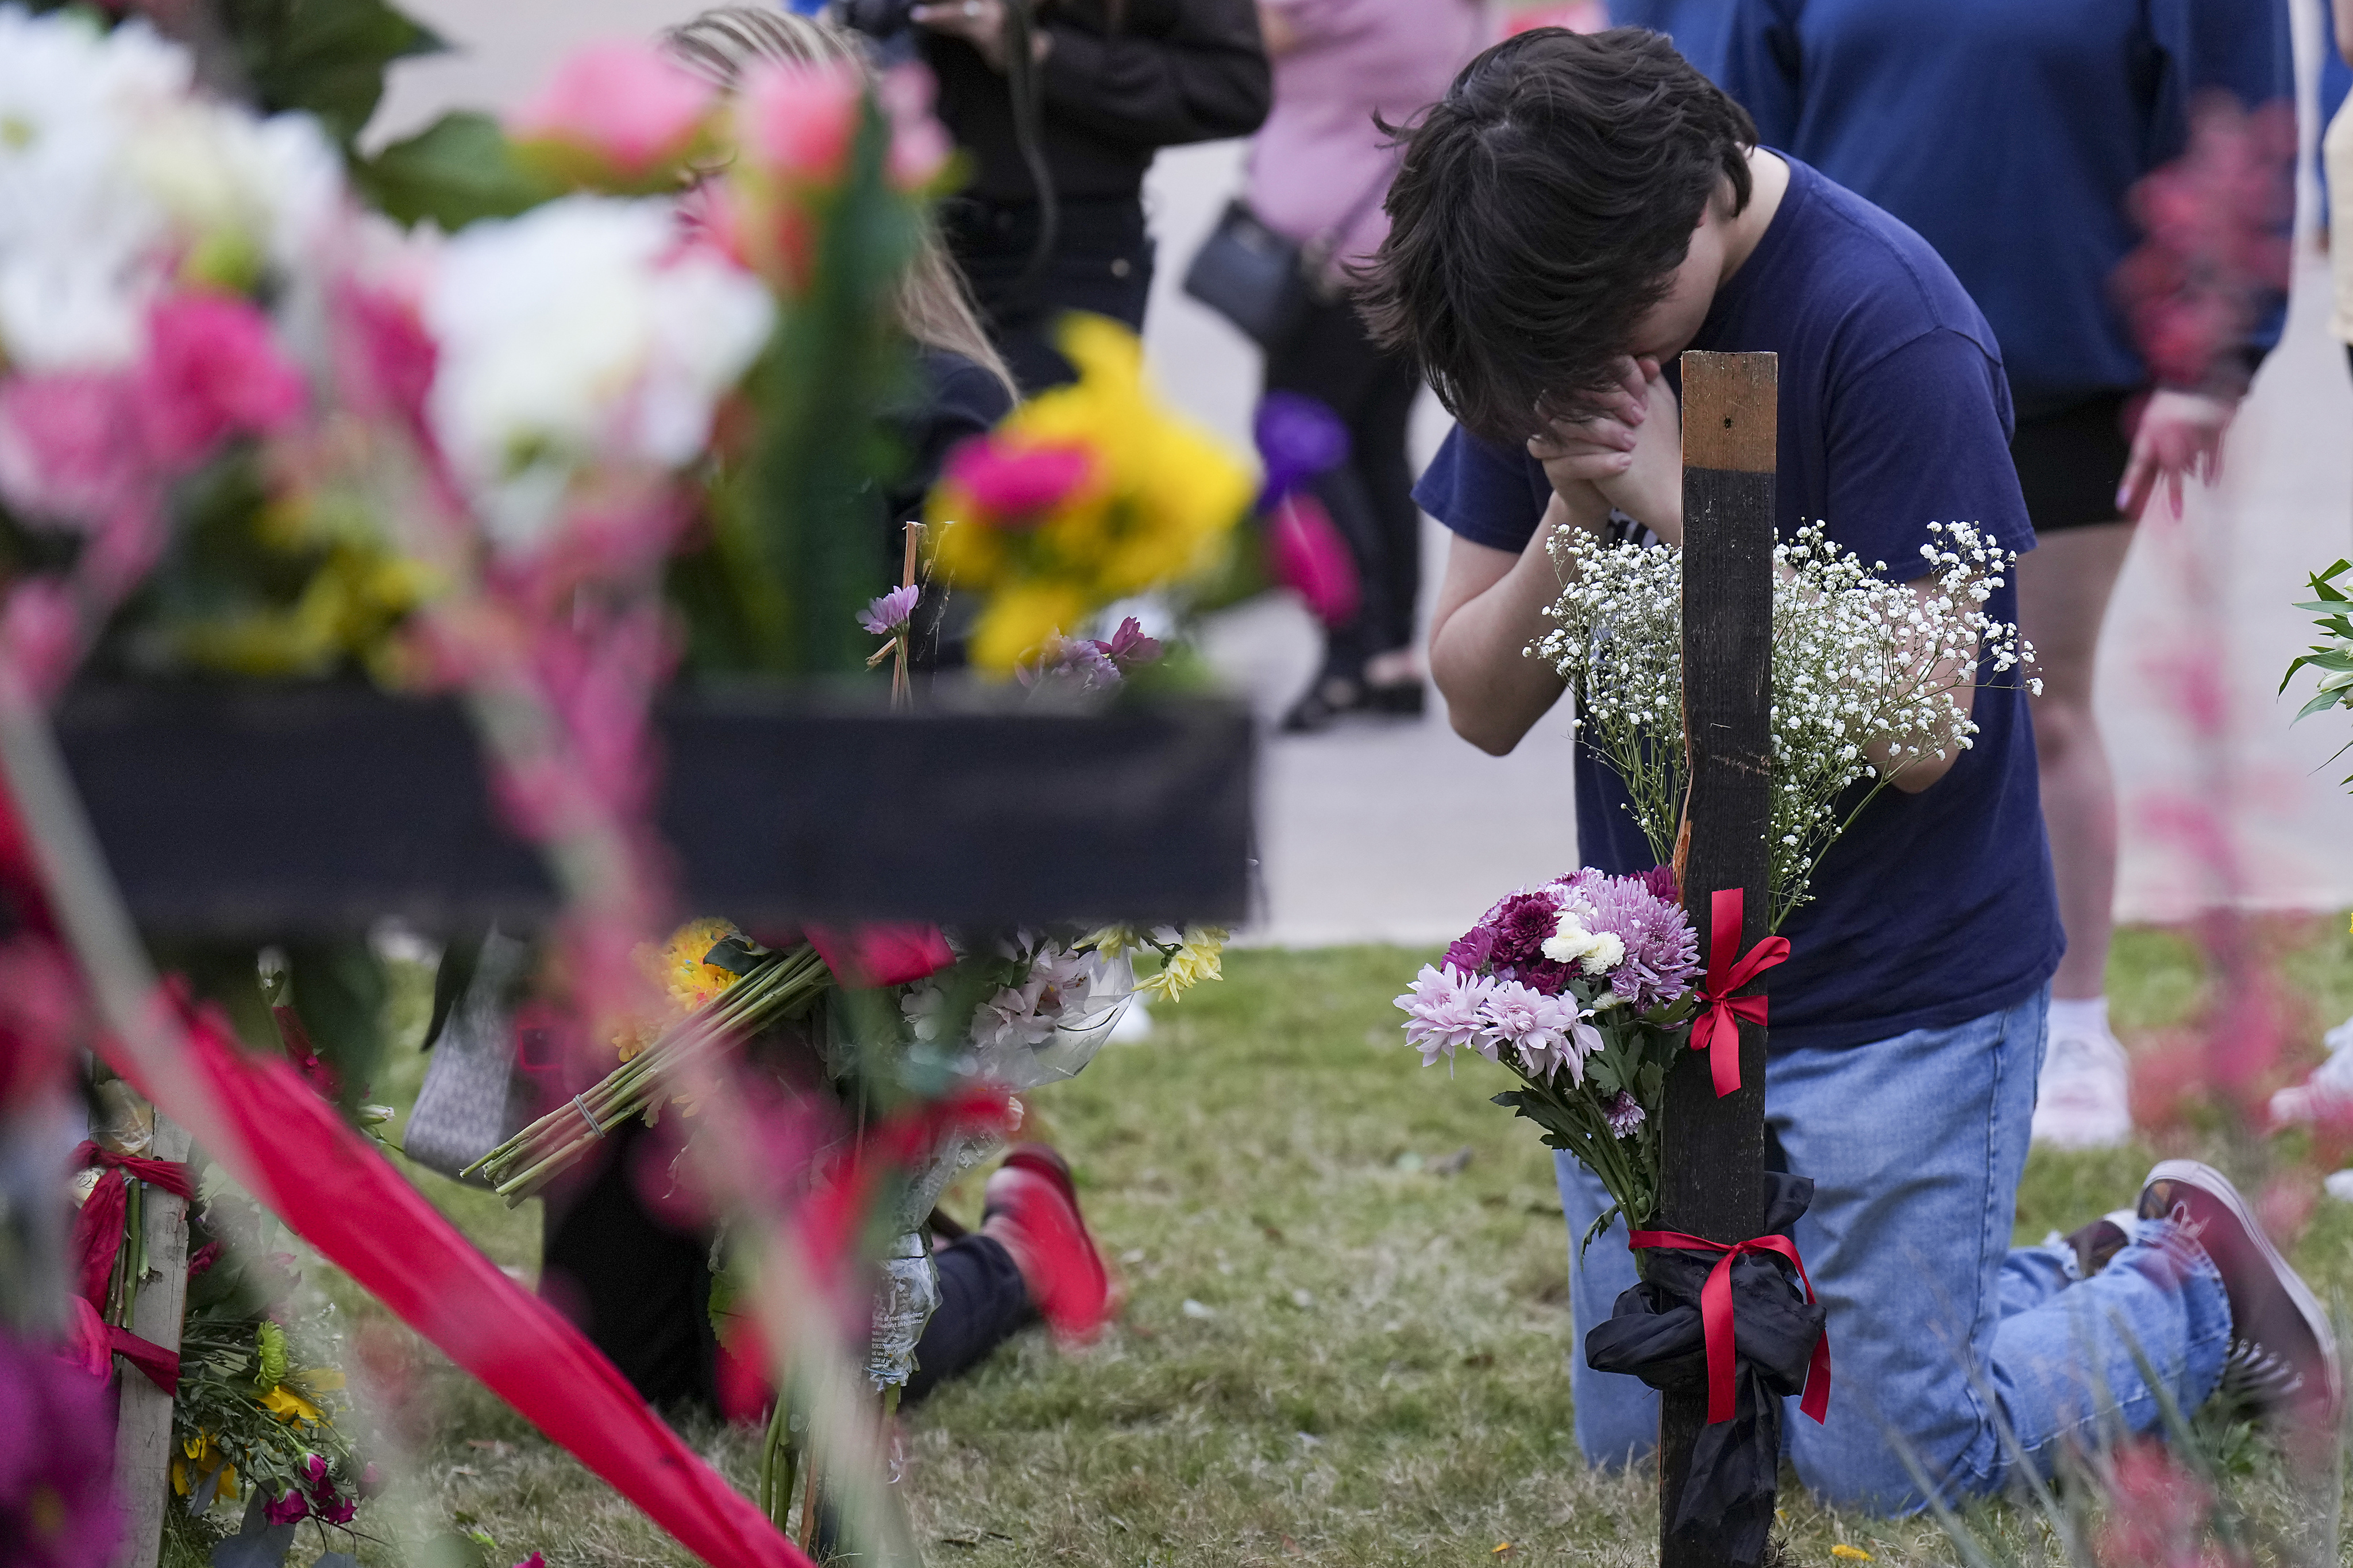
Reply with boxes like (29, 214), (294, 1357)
(1831, 1546), (1874, 1562)
(1135, 925), (1226, 1002)
(171, 1435), (238, 1501)
(298, 1368), (346, 1392)
(1081, 925), (1135, 960)
(260, 1384), (323, 1424)
(971, 582), (1089, 673)
(924, 314), (1251, 673)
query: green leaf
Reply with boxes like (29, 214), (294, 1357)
(220, 0), (444, 148)
(352, 112), (558, 229)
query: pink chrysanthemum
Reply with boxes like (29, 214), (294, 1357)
(1480, 980), (1599, 1082)
(1395, 964), (1496, 1065)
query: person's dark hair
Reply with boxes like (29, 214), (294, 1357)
(1355, 28), (1756, 446)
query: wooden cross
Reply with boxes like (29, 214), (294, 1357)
(1660, 350), (1778, 1568)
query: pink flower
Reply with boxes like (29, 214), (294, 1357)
(1097, 616), (1162, 669)
(314, 1492), (357, 1525)
(1480, 979), (1588, 1082)
(859, 584), (919, 634)
(738, 59), (863, 185)
(511, 41), (715, 176)
(944, 439), (1095, 522)
(512, 1556), (547, 1568)
(878, 64), (952, 190)
(264, 1490), (309, 1525)
(1395, 964), (1497, 1066)
(0, 580), (85, 705)
(0, 372), (149, 526)
(137, 292), (305, 470)
(300, 1453), (329, 1486)
(1265, 492), (1360, 629)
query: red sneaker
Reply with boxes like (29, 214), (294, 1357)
(983, 1145), (1112, 1341)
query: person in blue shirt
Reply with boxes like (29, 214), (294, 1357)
(1355, 26), (2337, 1510)
(1717, 0), (2292, 1155)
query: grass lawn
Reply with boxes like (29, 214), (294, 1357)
(288, 924), (2353, 1568)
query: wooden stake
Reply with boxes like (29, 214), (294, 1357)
(1659, 350), (1777, 1568)
(113, 1110), (193, 1568)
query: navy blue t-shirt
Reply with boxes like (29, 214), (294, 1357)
(1719, 0), (2290, 417)
(1414, 157), (2063, 1051)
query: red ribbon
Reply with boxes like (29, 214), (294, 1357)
(67, 1146), (196, 1394)
(1688, 889), (1788, 1098)
(1627, 1228), (1830, 1426)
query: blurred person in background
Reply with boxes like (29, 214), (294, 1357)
(901, 0), (1271, 392)
(1250, 0), (1481, 731)
(1719, 0), (2293, 1150)
(523, 10), (1105, 1415)
(671, 7), (1016, 661)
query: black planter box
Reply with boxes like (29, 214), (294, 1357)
(55, 684), (1255, 939)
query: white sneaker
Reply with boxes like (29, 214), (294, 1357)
(2267, 1014), (2353, 1126)
(2032, 1025), (2134, 1149)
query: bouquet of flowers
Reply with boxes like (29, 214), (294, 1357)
(1397, 866), (1699, 1243)
(164, 1188), (370, 1544)
(1534, 521), (2033, 928)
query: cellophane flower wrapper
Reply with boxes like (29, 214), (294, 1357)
(1397, 867), (1699, 1244)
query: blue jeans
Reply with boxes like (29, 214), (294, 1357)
(1557, 986), (2232, 1512)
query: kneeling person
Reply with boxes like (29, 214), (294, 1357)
(1356, 25), (2337, 1509)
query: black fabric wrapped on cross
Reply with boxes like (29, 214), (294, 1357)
(1584, 1173), (1827, 1567)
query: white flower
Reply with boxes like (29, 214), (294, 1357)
(974, 978), (1055, 1051)
(900, 983), (951, 1042)
(1539, 912), (1626, 975)
(423, 195), (774, 551)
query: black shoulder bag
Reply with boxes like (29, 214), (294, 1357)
(1181, 161), (1395, 352)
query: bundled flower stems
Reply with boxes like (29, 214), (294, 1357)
(465, 942), (832, 1203)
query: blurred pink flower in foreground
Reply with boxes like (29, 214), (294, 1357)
(738, 59), (863, 185)
(511, 40), (716, 176)
(944, 440), (1095, 523)
(1266, 492), (1360, 629)
(137, 291), (307, 468)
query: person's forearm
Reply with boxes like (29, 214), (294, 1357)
(2337, 0), (2353, 65)
(1430, 492), (1602, 754)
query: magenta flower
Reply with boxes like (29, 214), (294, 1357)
(1442, 924), (1494, 974)
(858, 584), (920, 635)
(0, 1326), (119, 1568)
(264, 1491), (309, 1525)
(137, 291), (306, 469)
(1097, 616), (1163, 671)
(1394, 964), (1498, 1065)
(512, 1554), (549, 1568)
(944, 439), (1095, 522)
(315, 1492), (358, 1526)
(1479, 889), (1565, 971)
(1580, 874), (1701, 1009)
(1266, 491), (1361, 628)
(1604, 1091), (1645, 1137)
(1634, 863), (1680, 903)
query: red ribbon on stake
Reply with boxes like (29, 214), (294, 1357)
(1688, 888), (1788, 1098)
(1625, 1228), (1832, 1426)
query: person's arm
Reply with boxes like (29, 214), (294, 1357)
(2339, 0), (2353, 65)
(1428, 487), (1610, 755)
(1037, 0), (1272, 147)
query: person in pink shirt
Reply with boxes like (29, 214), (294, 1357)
(1248, 0), (1483, 731)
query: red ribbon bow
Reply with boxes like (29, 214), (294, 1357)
(1688, 889), (1788, 1098)
(1627, 1228), (1831, 1426)
(69, 1142), (198, 1393)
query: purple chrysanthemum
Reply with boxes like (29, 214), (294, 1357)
(1395, 964), (1498, 1065)
(1480, 980), (1599, 1082)
(1634, 863), (1680, 903)
(1481, 889), (1564, 970)
(1604, 1091), (1645, 1138)
(858, 584), (920, 635)
(1581, 874), (1700, 1009)
(1442, 924), (1494, 973)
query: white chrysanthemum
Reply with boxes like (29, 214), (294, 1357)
(122, 98), (342, 276)
(424, 195), (774, 551)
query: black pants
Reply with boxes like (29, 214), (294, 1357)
(1263, 294), (1426, 674)
(943, 195), (1154, 395)
(541, 1122), (1034, 1412)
